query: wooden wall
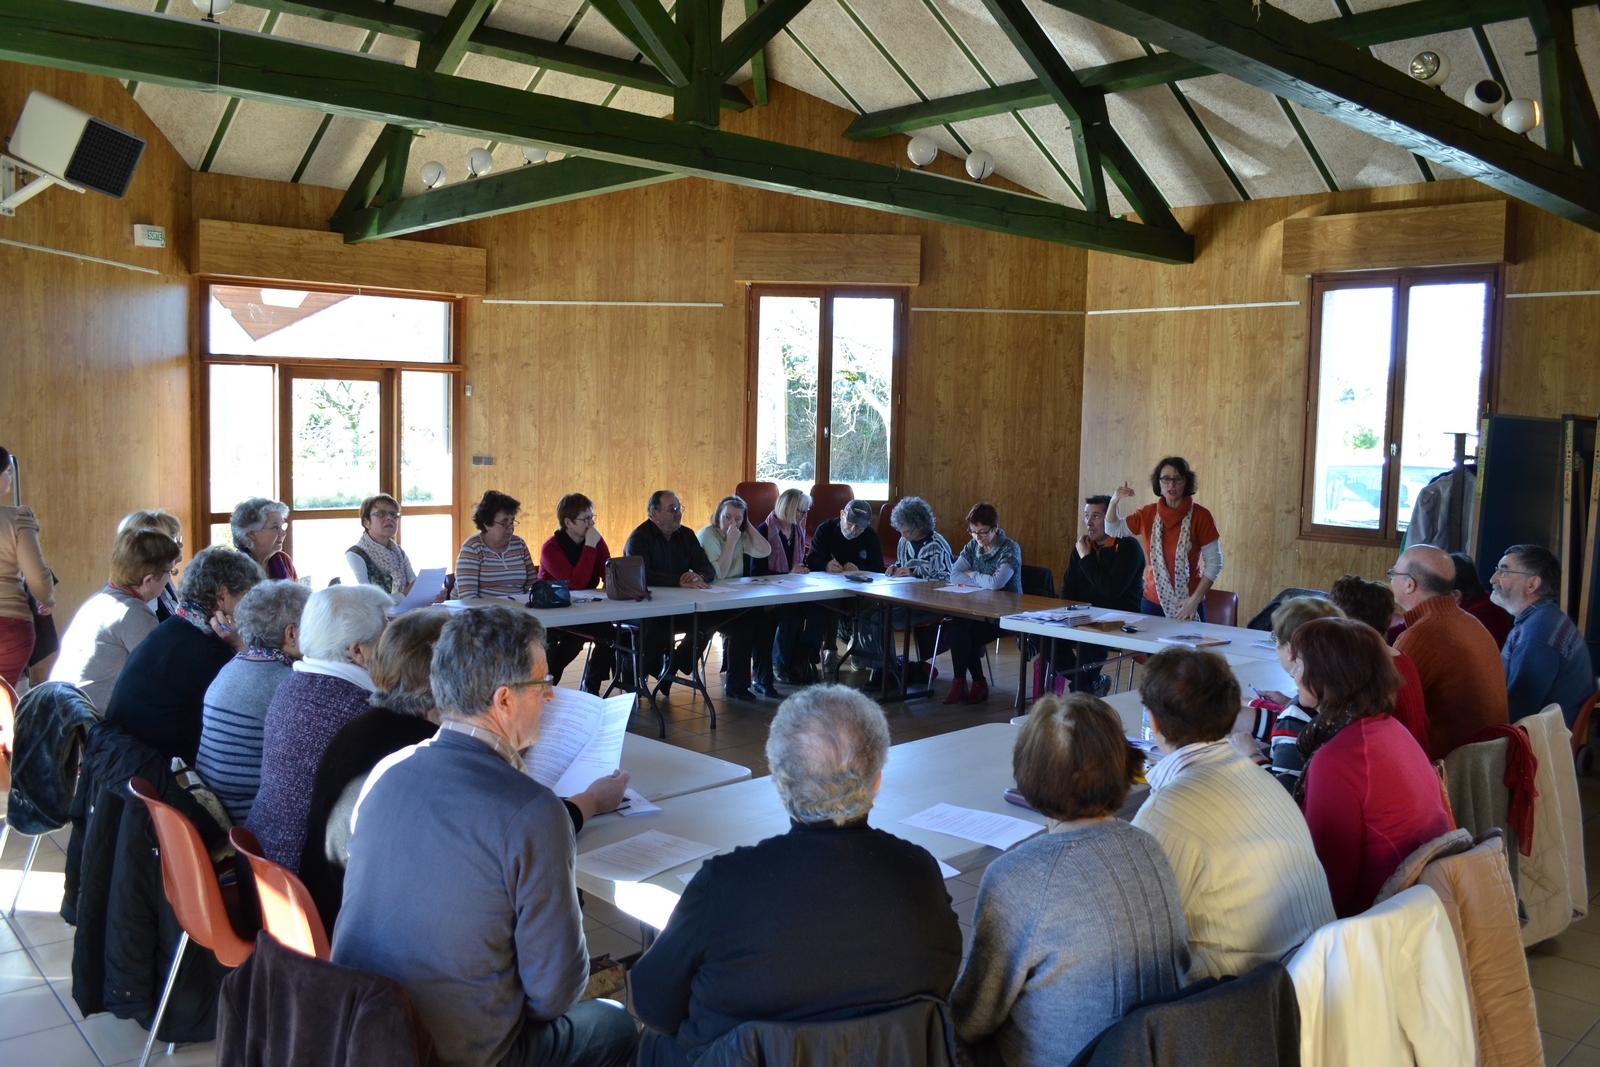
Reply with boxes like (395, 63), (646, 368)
(1080, 180), (1600, 618)
(0, 62), (191, 635)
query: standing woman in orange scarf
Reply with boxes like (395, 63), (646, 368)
(1106, 456), (1222, 622)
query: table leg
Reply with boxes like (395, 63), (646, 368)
(692, 612), (715, 727)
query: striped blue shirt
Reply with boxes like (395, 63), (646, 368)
(196, 655), (293, 822)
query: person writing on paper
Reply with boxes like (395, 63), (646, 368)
(538, 493), (614, 694)
(1106, 457), (1221, 621)
(698, 495), (773, 700)
(952, 694), (1190, 1066)
(943, 503), (1022, 707)
(631, 685), (961, 1067)
(456, 490), (536, 600)
(1131, 647), (1335, 979)
(346, 493), (416, 596)
(805, 499), (884, 574)
(335, 605), (639, 1067)
(624, 491), (720, 689)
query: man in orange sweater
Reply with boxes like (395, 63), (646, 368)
(1390, 545), (1509, 759)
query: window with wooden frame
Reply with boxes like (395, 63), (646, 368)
(1299, 267), (1499, 544)
(196, 281), (462, 589)
(745, 285), (907, 502)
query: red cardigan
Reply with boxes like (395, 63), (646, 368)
(537, 534), (611, 590)
(1302, 715), (1451, 918)
(1391, 649), (1429, 754)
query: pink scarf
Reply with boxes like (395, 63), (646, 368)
(762, 512), (807, 573)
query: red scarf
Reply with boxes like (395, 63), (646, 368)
(1463, 723), (1538, 856)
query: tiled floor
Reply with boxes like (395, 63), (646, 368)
(2, 640), (1595, 1065)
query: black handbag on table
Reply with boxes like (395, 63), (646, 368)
(527, 579), (572, 609)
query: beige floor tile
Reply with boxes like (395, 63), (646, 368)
(943, 878), (978, 907)
(7, 909), (73, 949)
(110, 1039), (218, 1066)
(1531, 956), (1600, 1006)
(80, 1008), (164, 1066)
(1536, 988), (1600, 1041)
(1544, 1032), (1576, 1066)
(0, 1022), (101, 1067)
(0, 949), (44, 995)
(0, 982), (75, 1039)
(1559, 1043), (1600, 1067)
(1534, 926), (1600, 969)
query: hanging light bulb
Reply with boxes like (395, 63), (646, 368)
(1500, 98), (1540, 134)
(1463, 80), (1505, 116)
(465, 147), (494, 178)
(965, 149), (995, 181)
(190, 0), (233, 17)
(907, 134), (938, 168)
(419, 161), (447, 189)
(521, 146), (549, 165)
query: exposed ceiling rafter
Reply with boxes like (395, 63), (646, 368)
(0, 0), (1195, 261)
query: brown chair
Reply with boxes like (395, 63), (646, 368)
(1572, 690), (1598, 775)
(807, 483), (858, 538)
(230, 826), (331, 961)
(1204, 589), (1239, 627)
(127, 776), (254, 1067)
(878, 497), (902, 563)
(734, 481), (779, 526)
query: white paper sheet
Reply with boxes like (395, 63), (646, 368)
(900, 803), (1043, 850)
(934, 584), (985, 594)
(390, 568), (447, 614)
(616, 788), (661, 818)
(576, 831), (717, 882)
(525, 690), (634, 797)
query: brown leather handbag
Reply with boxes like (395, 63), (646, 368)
(605, 556), (652, 601)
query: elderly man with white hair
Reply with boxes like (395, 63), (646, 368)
(631, 685), (962, 1067)
(244, 583), (391, 871)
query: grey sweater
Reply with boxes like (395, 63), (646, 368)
(196, 656), (292, 822)
(951, 819), (1190, 1067)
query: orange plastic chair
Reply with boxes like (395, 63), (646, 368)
(734, 481), (779, 527)
(127, 777), (254, 1067)
(1204, 589), (1240, 627)
(229, 826), (331, 960)
(807, 483), (860, 539)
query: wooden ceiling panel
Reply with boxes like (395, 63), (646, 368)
(563, 2), (657, 62)
(270, 11), (369, 51)
(454, 51), (541, 90)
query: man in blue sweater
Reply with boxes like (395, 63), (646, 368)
(1490, 544), (1594, 726)
(334, 605), (637, 1067)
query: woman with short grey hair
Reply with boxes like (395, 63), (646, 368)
(246, 584), (393, 871)
(632, 683), (960, 1067)
(231, 496), (297, 581)
(197, 580), (311, 821)
(766, 684), (891, 825)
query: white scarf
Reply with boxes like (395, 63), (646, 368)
(357, 532), (413, 590)
(293, 657), (377, 692)
(1146, 738), (1233, 792)
(1149, 504), (1193, 618)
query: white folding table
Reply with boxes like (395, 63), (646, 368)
(619, 733), (752, 802)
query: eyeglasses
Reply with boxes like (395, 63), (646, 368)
(575, 514), (596, 524)
(508, 675), (555, 692)
(969, 527), (995, 539)
(653, 505), (684, 515)
(493, 517), (518, 529)
(1386, 568), (1413, 580)
(1158, 476), (1185, 485)
(370, 509), (400, 521)
(1492, 565), (1533, 577)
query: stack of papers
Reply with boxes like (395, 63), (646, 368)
(1009, 607), (1092, 625)
(935, 584), (985, 594)
(900, 803), (1043, 850)
(389, 568), (448, 614)
(576, 831), (717, 882)
(1157, 634), (1231, 649)
(615, 789), (661, 818)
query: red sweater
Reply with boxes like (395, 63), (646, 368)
(1393, 595), (1509, 760)
(1302, 715), (1452, 918)
(1391, 649), (1429, 754)
(537, 533), (610, 589)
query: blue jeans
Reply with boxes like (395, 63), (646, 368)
(1140, 597), (1206, 623)
(497, 1001), (638, 1067)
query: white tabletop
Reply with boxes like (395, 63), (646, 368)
(1099, 655), (1296, 736)
(620, 733), (751, 801)
(1000, 606), (1281, 664)
(575, 723), (1048, 928)
(690, 572), (861, 611)
(449, 589), (699, 626)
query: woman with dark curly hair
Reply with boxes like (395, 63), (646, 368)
(1326, 574), (1429, 753)
(1289, 616), (1450, 917)
(454, 489), (535, 599)
(1106, 456), (1222, 621)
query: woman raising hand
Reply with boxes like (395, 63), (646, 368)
(1106, 457), (1221, 622)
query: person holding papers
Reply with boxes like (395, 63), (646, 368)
(952, 694), (1190, 1066)
(697, 495), (773, 701)
(631, 686), (961, 1067)
(944, 503), (1022, 706)
(345, 493), (416, 596)
(1106, 456), (1222, 621)
(1131, 647), (1336, 980)
(455, 490), (536, 600)
(335, 606), (638, 1067)
(538, 493), (614, 694)
(1053, 494), (1146, 696)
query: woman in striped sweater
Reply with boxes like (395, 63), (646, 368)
(454, 489), (535, 599)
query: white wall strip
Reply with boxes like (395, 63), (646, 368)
(483, 298), (723, 308)
(911, 306), (1085, 316)
(0, 237), (161, 275)
(1505, 290), (1600, 299)
(1086, 300), (1300, 316)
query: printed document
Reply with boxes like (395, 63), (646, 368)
(577, 830), (717, 882)
(526, 689), (633, 798)
(390, 568), (447, 614)
(901, 803), (1043, 850)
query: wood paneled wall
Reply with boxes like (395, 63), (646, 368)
(1081, 180), (1600, 618)
(0, 62), (191, 634)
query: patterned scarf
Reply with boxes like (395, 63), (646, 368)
(357, 531), (410, 588)
(1149, 503), (1193, 618)
(241, 646), (294, 667)
(174, 601), (216, 635)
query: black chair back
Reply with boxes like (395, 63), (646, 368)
(1020, 564), (1056, 599)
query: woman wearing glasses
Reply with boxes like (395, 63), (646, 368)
(538, 492), (614, 693)
(1107, 456), (1222, 622)
(347, 493), (417, 597)
(455, 490), (535, 600)
(945, 503), (1023, 705)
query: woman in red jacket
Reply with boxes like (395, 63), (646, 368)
(1291, 617), (1451, 917)
(538, 493), (613, 693)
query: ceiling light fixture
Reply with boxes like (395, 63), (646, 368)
(419, 160), (447, 189)
(965, 150), (995, 181)
(1500, 98), (1541, 134)
(190, 0), (233, 20)
(1464, 80), (1506, 116)
(907, 134), (937, 168)
(521, 146), (549, 165)
(466, 147), (494, 178)
(1408, 50), (1450, 87)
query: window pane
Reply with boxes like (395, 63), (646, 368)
(208, 285), (450, 363)
(292, 378), (380, 509)
(1398, 282), (1487, 531)
(397, 513), (456, 574)
(755, 296), (820, 492)
(829, 297), (895, 500)
(210, 523), (234, 552)
(209, 364), (275, 514)
(1312, 287), (1395, 530)
(401, 372), (453, 506)
(288, 516), (363, 590)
